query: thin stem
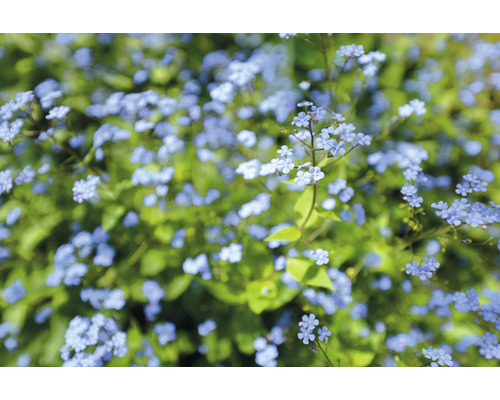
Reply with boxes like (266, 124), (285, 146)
(299, 123), (317, 233)
(319, 33), (334, 109)
(333, 59), (348, 108)
(347, 79), (368, 120)
(399, 224), (452, 251)
(322, 144), (360, 169)
(315, 339), (334, 367)
(49, 136), (102, 177)
(298, 37), (322, 53)
(257, 178), (296, 226)
(437, 234), (494, 247)
(291, 133), (312, 148)
(375, 117), (404, 144)
(307, 220), (334, 242)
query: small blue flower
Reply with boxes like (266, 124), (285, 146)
(312, 248), (329, 265)
(300, 314), (319, 329)
(46, 106), (70, 120)
(318, 327), (331, 342)
(292, 112), (311, 127)
(298, 327), (315, 345)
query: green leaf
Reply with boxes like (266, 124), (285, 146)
(204, 280), (247, 305)
(3, 303), (27, 327)
(206, 333), (232, 364)
(317, 209), (342, 222)
(102, 205), (126, 231)
(18, 215), (62, 258)
(103, 73), (133, 90)
(231, 311), (262, 355)
(164, 275), (193, 300)
(140, 249), (168, 276)
(294, 188), (313, 226)
(264, 226), (301, 242)
(287, 258), (334, 291)
(352, 351), (376, 367)
(246, 277), (298, 314)
(246, 280), (278, 314)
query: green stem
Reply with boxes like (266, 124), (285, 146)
(322, 144), (360, 169)
(347, 79), (368, 120)
(333, 60), (348, 108)
(299, 124), (317, 233)
(257, 178), (296, 226)
(298, 37), (322, 53)
(319, 33), (334, 109)
(315, 339), (334, 367)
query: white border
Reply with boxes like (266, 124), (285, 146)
(1, 1), (499, 33)
(1, 367), (499, 398)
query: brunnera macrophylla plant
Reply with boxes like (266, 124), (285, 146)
(0, 33), (499, 367)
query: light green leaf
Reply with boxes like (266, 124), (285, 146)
(317, 209), (342, 222)
(287, 258), (334, 291)
(352, 351), (376, 367)
(140, 249), (168, 276)
(203, 280), (247, 305)
(164, 275), (193, 300)
(102, 205), (126, 231)
(231, 311), (262, 354)
(246, 280), (278, 314)
(294, 188), (313, 225)
(264, 226), (301, 242)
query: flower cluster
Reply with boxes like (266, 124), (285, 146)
(154, 322), (177, 345)
(60, 313), (128, 367)
(405, 256), (440, 280)
(358, 51), (387, 77)
(80, 288), (126, 310)
(432, 175), (498, 227)
(336, 44), (365, 59)
(1, 279), (26, 304)
(142, 280), (165, 321)
(253, 336), (279, 367)
(368, 142), (429, 208)
(198, 319), (217, 336)
(0, 321), (19, 351)
(134, 339), (160, 367)
(422, 346), (454, 367)
(72, 175), (100, 204)
(182, 253), (211, 280)
(46, 226), (115, 287)
(398, 99), (427, 117)
(297, 314), (331, 345)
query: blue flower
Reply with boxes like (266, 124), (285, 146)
(2, 279), (25, 304)
(72, 175), (100, 203)
(198, 320), (217, 336)
(219, 243), (243, 263)
(298, 327), (315, 345)
(455, 183), (472, 196)
(407, 195), (423, 208)
(336, 44), (364, 59)
(313, 248), (329, 265)
(300, 314), (319, 329)
(0, 170), (13, 194)
(318, 327), (331, 342)
(154, 322), (177, 345)
(46, 106), (70, 120)
(436, 349), (453, 366)
(294, 170), (312, 186)
(292, 112), (311, 127)
(123, 211), (139, 227)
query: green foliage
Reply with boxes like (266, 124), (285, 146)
(0, 33), (499, 368)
